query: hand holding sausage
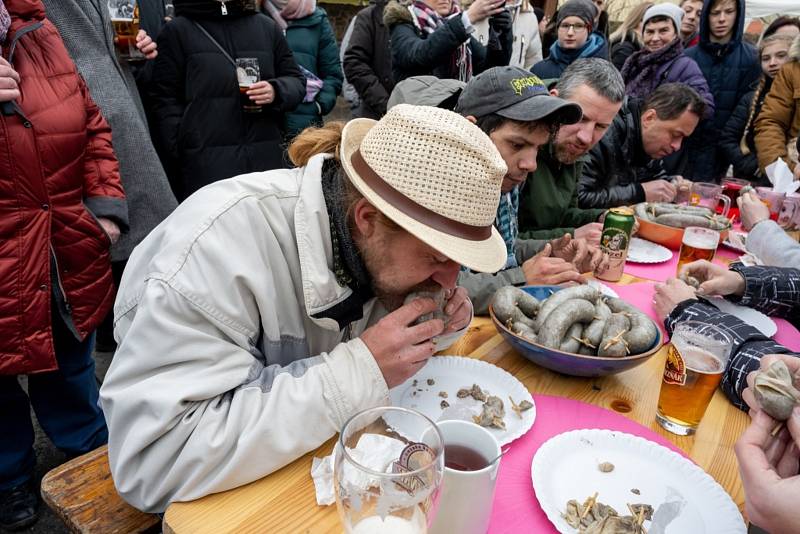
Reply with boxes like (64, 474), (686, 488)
(742, 354), (800, 416)
(550, 234), (605, 273)
(679, 259), (745, 297)
(653, 278), (696, 320)
(738, 190), (771, 231)
(0, 58), (21, 103)
(522, 243), (586, 286)
(641, 180), (677, 203)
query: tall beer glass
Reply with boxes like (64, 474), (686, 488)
(656, 322), (732, 435)
(676, 226), (719, 275)
(235, 58), (261, 113)
(112, 3), (145, 61)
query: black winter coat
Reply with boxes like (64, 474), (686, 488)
(684, 0), (760, 182)
(383, 0), (512, 82)
(609, 34), (640, 71)
(578, 99), (668, 209)
(148, 5), (305, 200)
(718, 78), (772, 184)
(343, 0), (394, 119)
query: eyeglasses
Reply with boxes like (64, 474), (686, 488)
(558, 22), (588, 32)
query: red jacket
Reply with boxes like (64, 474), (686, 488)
(0, 0), (128, 375)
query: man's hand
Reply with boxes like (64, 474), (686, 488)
(550, 233), (606, 273)
(653, 277), (696, 320)
(679, 259), (745, 297)
(97, 217), (121, 245)
(247, 81), (276, 105)
(135, 29), (158, 60)
(641, 179), (677, 203)
(738, 190), (771, 231)
(574, 222), (602, 247)
(360, 298), (445, 388)
(734, 405), (800, 534)
(0, 58), (21, 103)
(443, 287), (471, 334)
(467, 0), (506, 24)
(522, 243), (585, 286)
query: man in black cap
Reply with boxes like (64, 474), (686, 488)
(531, 0), (608, 78)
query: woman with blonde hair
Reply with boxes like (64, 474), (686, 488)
(609, 1), (652, 70)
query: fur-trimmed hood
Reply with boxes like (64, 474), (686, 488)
(383, 0), (412, 28)
(792, 34), (800, 62)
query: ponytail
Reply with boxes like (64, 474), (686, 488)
(287, 121), (346, 167)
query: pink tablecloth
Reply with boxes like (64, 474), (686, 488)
(487, 395), (688, 534)
(622, 245), (740, 281)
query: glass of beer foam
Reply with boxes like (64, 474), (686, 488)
(676, 226), (720, 276)
(334, 406), (445, 534)
(656, 321), (733, 435)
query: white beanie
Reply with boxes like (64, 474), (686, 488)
(643, 3), (684, 33)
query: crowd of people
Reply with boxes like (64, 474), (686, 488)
(1, 0), (800, 531)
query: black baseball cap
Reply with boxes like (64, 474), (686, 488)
(455, 66), (582, 125)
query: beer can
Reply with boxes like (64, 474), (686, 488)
(594, 207), (635, 282)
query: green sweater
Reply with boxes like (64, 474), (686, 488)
(518, 143), (605, 240)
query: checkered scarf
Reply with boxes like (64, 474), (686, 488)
(408, 0), (472, 81)
(0, 0), (10, 44)
(495, 187), (520, 269)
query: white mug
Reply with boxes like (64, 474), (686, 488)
(426, 420), (501, 534)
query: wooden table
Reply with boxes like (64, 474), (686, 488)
(163, 292), (750, 533)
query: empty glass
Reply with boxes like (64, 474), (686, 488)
(334, 406), (444, 534)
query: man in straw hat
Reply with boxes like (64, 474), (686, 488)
(99, 104), (509, 512)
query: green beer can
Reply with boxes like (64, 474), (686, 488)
(595, 207), (635, 282)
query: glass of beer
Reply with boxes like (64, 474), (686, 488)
(112, 3), (145, 61)
(676, 226), (719, 275)
(690, 182), (731, 218)
(656, 321), (732, 435)
(235, 58), (262, 113)
(334, 406), (444, 534)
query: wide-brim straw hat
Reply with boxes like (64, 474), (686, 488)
(340, 104), (508, 273)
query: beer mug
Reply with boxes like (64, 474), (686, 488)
(690, 183), (730, 218)
(111, 2), (145, 61)
(755, 187), (786, 222)
(778, 194), (800, 230)
(676, 226), (719, 275)
(656, 321), (732, 435)
(720, 177), (749, 222)
(671, 176), (691, 205)
(235, 58), (261, 113)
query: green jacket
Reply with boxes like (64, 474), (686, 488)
(518, 143), (604, 240)
(283, 8), (343, 137)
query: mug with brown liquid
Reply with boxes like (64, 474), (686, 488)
(676, 226), (720, 275)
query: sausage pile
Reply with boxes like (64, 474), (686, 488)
(633, 202), (730, 230)
(492, 286), (659, 358)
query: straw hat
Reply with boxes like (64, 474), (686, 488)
(340, 104), (508, 273)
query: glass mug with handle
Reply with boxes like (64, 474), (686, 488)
(656, 321), (733, 435)
(235, 58), (262, 113)
(755, 187), (786, 222)
(690, 182), (731, 218)
(676, 226), (720, 275)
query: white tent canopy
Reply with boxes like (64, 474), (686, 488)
(744, 0), (800, 23)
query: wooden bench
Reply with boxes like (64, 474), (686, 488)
(40, 445), (160, 534)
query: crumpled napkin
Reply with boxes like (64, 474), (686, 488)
(310, 433), (407, 506)
(765, 159), (800, 195)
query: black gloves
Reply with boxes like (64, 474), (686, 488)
(489, 9), (513, 33)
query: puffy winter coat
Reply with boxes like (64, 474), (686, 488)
(148, 2), (305, 200)
(531, 33), (609, 79)
(343, 0), (394, 119)
(684, 0), (760, 181)
(610, 33), (641, 71)
(755, 38), (800, 173)
(578, 98), (669, 209)
(718, 78), (771, 183)
(0, 0), (128, 375)
(282, 7), (343, 137)
(384, 0), (512, 82)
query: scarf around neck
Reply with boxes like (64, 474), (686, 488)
(550, 32), (605, 64)
(409, 0), (472, 81)
(263, 0), (316, 31)
(621, 37), (683, 99)
(0, 0), (10, 44)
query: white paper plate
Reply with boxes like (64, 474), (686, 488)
(626, 237), (673, 264)
(587, 279), (619, 299)
(706, 296), (778, 337)
(389, 356), (535, 446)
(531, 429), (745, 534)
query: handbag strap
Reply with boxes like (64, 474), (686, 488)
(192, 21), (237, 68)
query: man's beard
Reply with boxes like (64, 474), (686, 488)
(553, 139), (589, 165)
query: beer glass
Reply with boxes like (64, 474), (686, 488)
(755, 187), (786, 222)
(334, 406), (444, 534)
(656, 321), (732, 435)
(690, 182), (731, 218)
(235, 58), (261, 113)
(676, 226), (719, 275)
(112, 2), (145, 61)
(721, 177), (749, 222)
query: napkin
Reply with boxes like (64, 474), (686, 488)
(310, 433), (407, 506)
(765, 158), (800, 195)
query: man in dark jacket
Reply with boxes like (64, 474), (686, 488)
(343, 0), (393, 119)
(148, 0), (305, 200)
(518, 58), (623, 242)
(531, 0), (608, 79)
(578, 83), (705, 209)
(683, 0), (760, 182)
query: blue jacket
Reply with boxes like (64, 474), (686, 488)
(684, 0), (760, 182)
(531, 33), (608, 79)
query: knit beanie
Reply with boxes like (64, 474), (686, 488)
(557, 0), (596, 30)
(642, 3), (684, 33)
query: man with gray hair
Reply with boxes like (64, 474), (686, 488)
(517, 58), (623, 243)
